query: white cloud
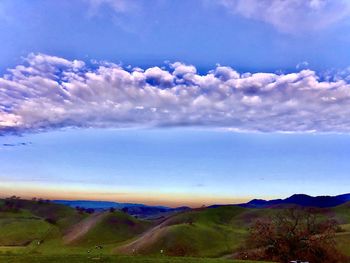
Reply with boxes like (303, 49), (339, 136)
(218, 0), (350, 33)
(171, 62), (197, 77)
(241, 95), (262, 106)
(1, 53), (350, 134)
(144, 67), (174, 87)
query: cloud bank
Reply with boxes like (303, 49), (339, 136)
(1, 53), (350, 134)
(218, 0), (350, 33)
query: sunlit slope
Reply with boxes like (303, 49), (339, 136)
(0, 199), (87, 232)
(1, 197), (350, 259)
(117, 206), (250, 257)
(67, 211), (153, 246)
(0, 198), (85, 247)
(0, 209), (52, 246)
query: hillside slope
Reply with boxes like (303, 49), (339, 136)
(66, 211), (153, 246)
(0, 198), (87, 247)
(63, 212), (106, 244)
(0, 209), (52, 246)
(1, 197), (350, 259)
(117, 206), (249, 257)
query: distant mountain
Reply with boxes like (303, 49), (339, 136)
(53, 200), (190, 219)
(54, 193), (350, 217)
(2, 197), (350, 258)
(239, 193), (350, 208)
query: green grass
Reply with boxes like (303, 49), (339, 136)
(0, 211), (53, 246)
(74, 211), (152, 246)
(336, 232), (350, 256)
(0, 255), (271, 263)
(0, 209), (39, 219)
(333, 203), (350, 256)
(16, 200), (87, 231)
(0, 199), (349, 261)
(116, 204), (350, 257)
(333, 202), (350, 224)
(337, 223), (350, 256)
(140, 222), (246, 257)
(165, 206), (247, 227)
(120, 206), (250, 257)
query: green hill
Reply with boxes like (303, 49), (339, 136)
(68, 211), (153, 246)
(1, 197), (350, 261)
(0, 198), (87, 248)
(117, 206), (250, 257)
(0, 209), (52, 246)
(117, 203), (350, 258)
(13, 199), (86, 232)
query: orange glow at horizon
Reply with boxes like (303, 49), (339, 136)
(0, 185), (257, 208)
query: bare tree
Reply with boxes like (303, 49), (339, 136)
(237, 207), (346, 263)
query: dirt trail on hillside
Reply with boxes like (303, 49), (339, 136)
(63, 212), (106, 244)
(116, 216), (171, 254)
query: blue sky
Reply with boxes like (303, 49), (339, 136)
(1, 129), (350, 206)
(1, 0), (350, 206)
(1, 0), (350, 72)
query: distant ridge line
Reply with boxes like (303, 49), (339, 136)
(231, 193), (350, 209)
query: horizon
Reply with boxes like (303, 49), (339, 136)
(2, 190), (350, 209)
(2, 129), (350, 207)
(2, 0), (350, 208)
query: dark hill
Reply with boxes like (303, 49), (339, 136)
(239, 193), (350, 208)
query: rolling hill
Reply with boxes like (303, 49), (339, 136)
(0, 209), (52, 246)
(0, 196), (350, 261)
(116, 201), (350, 258)
(116, 206), (248, 257)
(238, 193), (350, 208)
(64, 210), (153, 246)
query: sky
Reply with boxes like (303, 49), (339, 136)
(1, 0), (350, 206)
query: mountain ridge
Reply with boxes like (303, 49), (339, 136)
(53, 200), (190, 219)
(238, 193), (350, 208)
(54, 193), (350, 215)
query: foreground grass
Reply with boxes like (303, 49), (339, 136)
(0, 255), (270, 263)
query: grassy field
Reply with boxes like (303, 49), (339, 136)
(116, 206), (250, 257)
(0, 255), (271, 263)
(0, 198), (350, 262)
(0, 209), (53, 246)
(73, 211), (153, 246)
(336, 228), (350, 257)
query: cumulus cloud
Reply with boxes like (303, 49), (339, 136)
(1, 53), (350, 134)
(218, 0), (350, 33)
